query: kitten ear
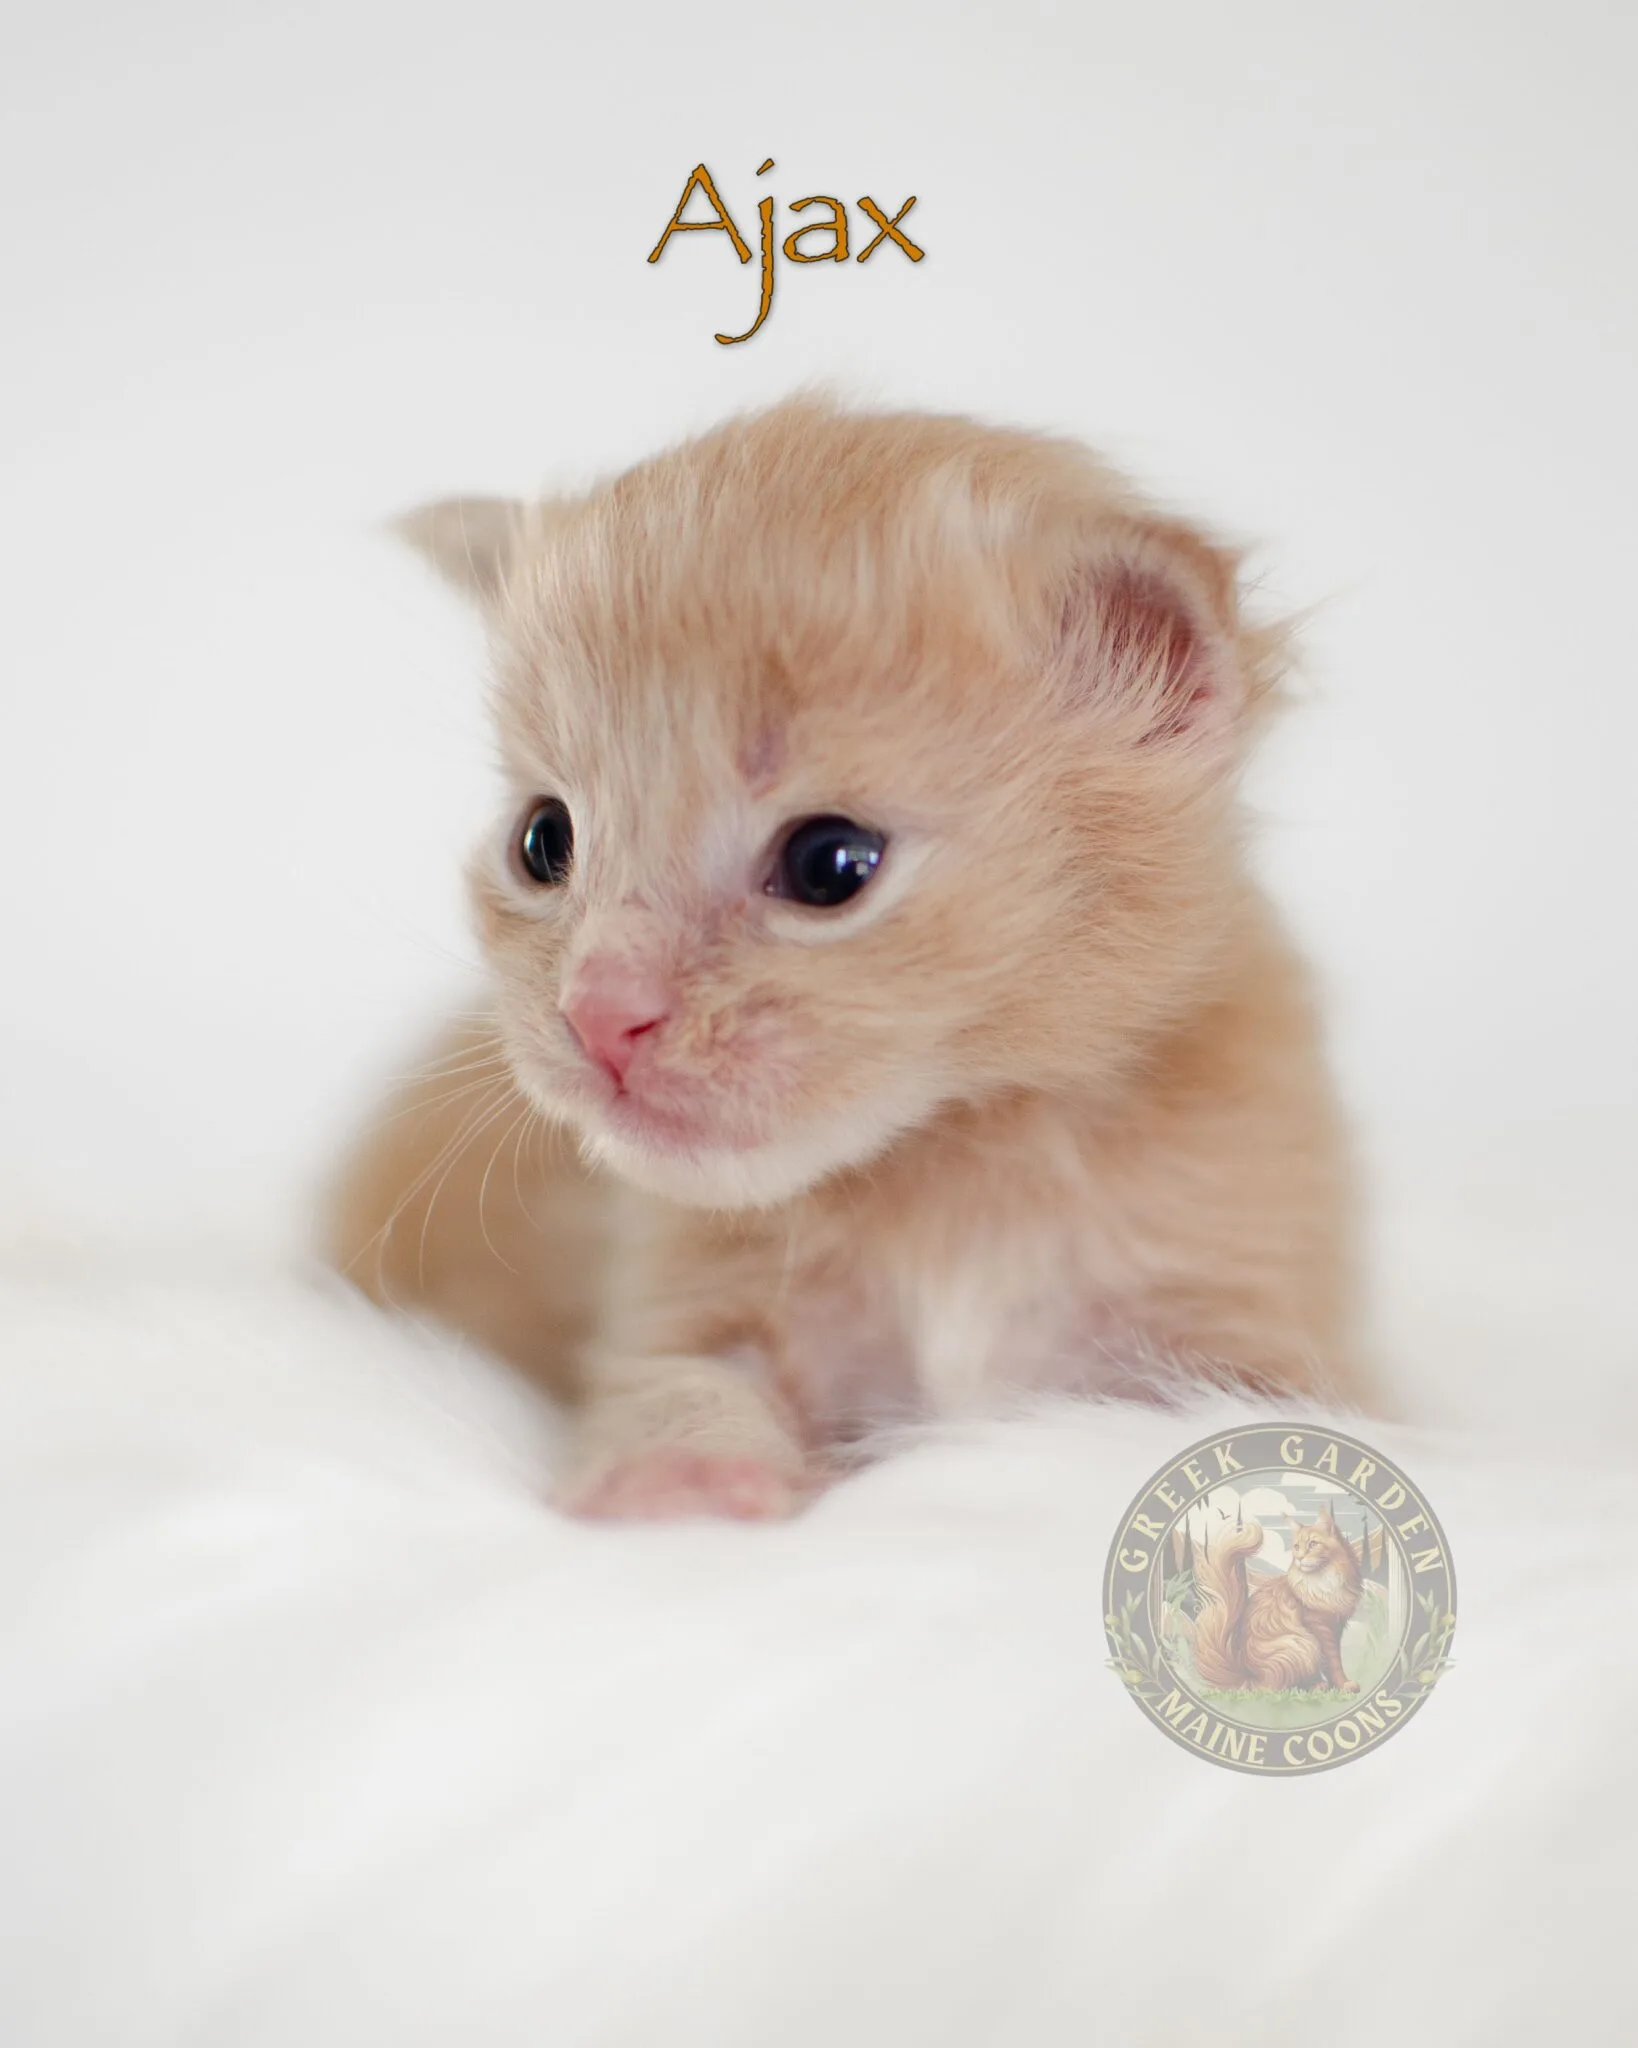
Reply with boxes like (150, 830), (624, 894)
(1050, 522), (1249, 744)
(391, 496), (528, 602)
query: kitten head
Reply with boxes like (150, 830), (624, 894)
(404, 401), (1281, 1209)
(1288, 1508), (1361, 1590)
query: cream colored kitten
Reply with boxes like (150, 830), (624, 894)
(326, 400), (1362, 1519)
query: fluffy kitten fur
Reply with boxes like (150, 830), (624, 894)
(326, 399), (1362, 1519)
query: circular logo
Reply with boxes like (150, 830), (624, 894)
(1103, 1423), (1456, 1774)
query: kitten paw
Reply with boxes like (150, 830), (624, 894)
(562, 1448), (802, 1522)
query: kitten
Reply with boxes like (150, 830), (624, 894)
(326, 399), (1362, 1520)
(1191, 1506), (1364, 1693)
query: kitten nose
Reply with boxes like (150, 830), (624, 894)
(560, 961), (670, 1085)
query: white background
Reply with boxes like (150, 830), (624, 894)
(2, 1), (1634, 1420)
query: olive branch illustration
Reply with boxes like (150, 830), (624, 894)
(1392, 1587), (1457, 1693)
(1105, 1589), (1175, 1706)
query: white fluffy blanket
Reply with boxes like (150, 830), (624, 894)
(0, 1248), (1630, 2047)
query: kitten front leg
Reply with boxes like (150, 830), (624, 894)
(558, 1348), (809, 1522)
(1312, 1619), (1359, 1694)
(559, 1196), (811, 1522)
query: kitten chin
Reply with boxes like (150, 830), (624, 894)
(564, 1069), (952, 1212)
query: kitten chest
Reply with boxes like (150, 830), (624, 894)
(770, 1187), (1125, 1440)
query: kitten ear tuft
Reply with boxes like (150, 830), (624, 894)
(1053, 524), (1246, 744)
(390, 496), (526, 602)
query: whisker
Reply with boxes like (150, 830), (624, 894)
(377, 1032), (510, 1090)
(476, 1102), (539, 1274)
(374, 1070), (515, 1130)
(413, 1086), (522, 1291)
(339, 1076), (513, 1290)
(510, 1099), (544, 1217)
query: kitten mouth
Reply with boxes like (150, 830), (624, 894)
(512, 1045), (729, 1156)
(603, 1089), (724, 1153)
(589, 1067), (760, 1155)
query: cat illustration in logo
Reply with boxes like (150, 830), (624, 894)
(1191, 1504), (1363, 1693)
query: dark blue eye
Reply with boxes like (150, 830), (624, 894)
(517, 798), (574, 886)
(772, 815), (885, 908)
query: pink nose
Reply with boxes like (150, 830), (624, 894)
(560, 960), (670, 1085)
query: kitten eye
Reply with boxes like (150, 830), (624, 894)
(515, 798), (574, 887)
(770, 815), (886, 908)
